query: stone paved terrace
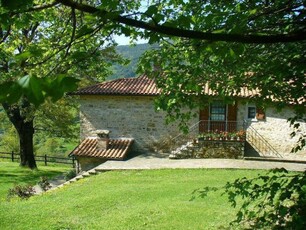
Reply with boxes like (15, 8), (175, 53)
(94, 152), (306, 172)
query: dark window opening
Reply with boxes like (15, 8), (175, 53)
(248, 107), (256, 119)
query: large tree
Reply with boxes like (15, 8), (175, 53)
(0, 0), (305, 163)
(57, 0), (305, 149)
(0, 0), (124, 168)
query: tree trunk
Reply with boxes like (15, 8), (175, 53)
(2, 100), (37, 169)
(17, 119), (36, 169)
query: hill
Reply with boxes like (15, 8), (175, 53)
(108, 43), (157, 80)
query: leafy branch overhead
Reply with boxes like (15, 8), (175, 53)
(55, 0), (306, 43)
(0, 75), (79, 107)
(0, 0), (125, 106)
(0, 0), (126, 168)
(1, 0), (305, 107)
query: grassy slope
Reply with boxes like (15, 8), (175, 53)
(0, 168), (266, 230)
(0, 162), (71, 200)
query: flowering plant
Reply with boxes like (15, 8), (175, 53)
(198, 129), (246, 141)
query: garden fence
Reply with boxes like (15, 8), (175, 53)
(0, 151), (75, 167)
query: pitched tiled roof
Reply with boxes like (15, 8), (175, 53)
(70, 138), (134, 160)
(72, 75), (160, 96)
(71, 74), (261, 98)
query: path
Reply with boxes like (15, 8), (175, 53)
(94, 152), (306, 172)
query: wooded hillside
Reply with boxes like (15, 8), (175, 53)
(109, 43), (156, 80)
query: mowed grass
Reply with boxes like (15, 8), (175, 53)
(0, 167), (267, 230)
(0, 161), (71, 199)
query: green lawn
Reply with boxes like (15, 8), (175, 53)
(0, 161), (71, 200)
(0, 167), (268, 230)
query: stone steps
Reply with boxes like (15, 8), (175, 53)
(44, 167), (103, 193)
(170, 140), (245, 159)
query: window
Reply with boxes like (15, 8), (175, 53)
(210, 102), (226, 121)
(247, 106), (256, 119)
(246, 104), (265, 121)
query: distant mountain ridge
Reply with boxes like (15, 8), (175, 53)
(108, 43), (156, 80)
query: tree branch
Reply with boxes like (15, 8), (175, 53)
(0, 25), (11, 44)
(17, 1), (59, 14)
(65, 7), (77, 57)
(57, 0), (306, 43)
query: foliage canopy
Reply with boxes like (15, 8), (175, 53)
(0, 1), (305, 152)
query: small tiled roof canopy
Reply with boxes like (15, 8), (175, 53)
(70, 138), (134, 160)
(71, 74), (259, 98)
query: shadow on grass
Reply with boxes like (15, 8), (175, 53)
(189, 186), (219, 201)
(0, 170), (65, 185)
(0, 162), (70, 198)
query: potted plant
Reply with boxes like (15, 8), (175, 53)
(237, 130), (246, 141)
(229, 132), (236, 141)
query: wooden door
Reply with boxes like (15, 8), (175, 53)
(199, 107), (209, 133)
(227, 103), (237, 132)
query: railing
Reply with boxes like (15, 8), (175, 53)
(0, 151), (76, 167)
(165, 120), (282, 159)
(199, 120), (246, 133)
(166, 120), (246, 154)
(246, 125), (282, 158)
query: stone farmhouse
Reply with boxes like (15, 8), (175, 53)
(70, 75), (305, 171)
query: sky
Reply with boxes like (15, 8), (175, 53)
(114, 34), (148, 46)
(113, 0), (151, 45)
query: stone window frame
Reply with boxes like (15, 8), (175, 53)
(245, 104), (258, 121)
(245, 103), (266, 121)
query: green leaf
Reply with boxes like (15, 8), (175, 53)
(213, 29), (226, 34)
(236, 3), (241, 13)
(229, 48), (235, 57)
(45, 75), (80, 102)
(76, 25), (94, 37)
(0, 81), (22, 104)
(121, 27), (131, 36)
(59, 76), (80, 93)
(14, 51), (32, 62)
(1, 0), (33, 10)
(249, 9), (257, 15)
(145, 5), (158, 17)
(0, 13), (10, 28)
(17, 75), (31, 89)
(17, 75), (45, 106)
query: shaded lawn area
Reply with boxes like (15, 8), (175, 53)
(0, 168), (269, 229)
(0, 161), (71, 200)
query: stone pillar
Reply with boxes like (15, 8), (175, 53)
(95, 130), (110, 150)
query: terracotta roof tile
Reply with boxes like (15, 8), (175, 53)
(70, 138), (134, 160)
(72, 75), (160, 96)
(71, 74), (260, 98)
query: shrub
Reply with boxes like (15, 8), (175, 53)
(7, 184), (35, 200)
(38, 176), (52, 191)
(225, 168), (306, 229)
(64, 169), (76, 180)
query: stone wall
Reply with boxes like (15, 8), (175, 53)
(80, 95), (198, 153)
(170, 140), (244, 159)
(76, 157), (107, 172)
(80, 95), (305, 155)
(237, 101), (306, 155)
